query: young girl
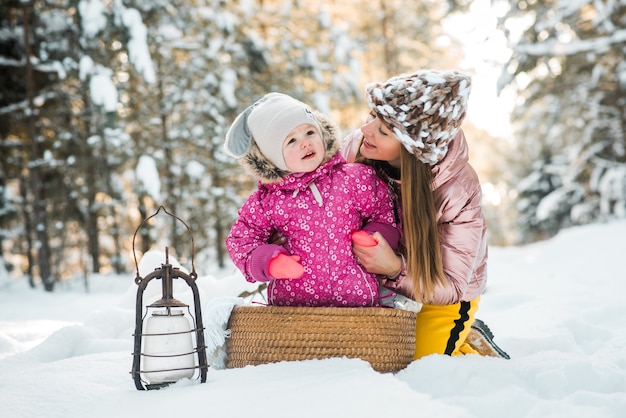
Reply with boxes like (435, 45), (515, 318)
(224, 92), (400, 307)
(344, 70), (509, 358)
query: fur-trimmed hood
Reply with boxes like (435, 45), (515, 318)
(238, 112), (340, 184)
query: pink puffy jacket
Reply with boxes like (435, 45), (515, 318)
(343, 129), (487, 305)
(226, 153), (400, 307)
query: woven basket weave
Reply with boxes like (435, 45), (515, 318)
(226, 305), (416, 373)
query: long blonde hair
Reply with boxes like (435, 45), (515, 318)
(399, 147), (446, 304)
(356, 141), (446, 303)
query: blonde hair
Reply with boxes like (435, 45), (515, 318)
(355, 136), (446, 304)
(399, 147), (446, 304)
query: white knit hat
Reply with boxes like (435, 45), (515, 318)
(224, 92), (319, 171)
(366, 70), (471, 165)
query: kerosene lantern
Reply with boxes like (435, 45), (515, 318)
(130, 207), (208, 390)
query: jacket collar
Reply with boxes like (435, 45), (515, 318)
(261, 153), (345, 192)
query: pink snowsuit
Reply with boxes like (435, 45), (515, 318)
(226, 152), (400, 307)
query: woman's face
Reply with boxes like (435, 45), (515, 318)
(360, 114), (402, 168)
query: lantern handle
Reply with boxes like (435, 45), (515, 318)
(132, 206), (197, 282)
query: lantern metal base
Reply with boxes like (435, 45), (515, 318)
(145, 382), (175, 391)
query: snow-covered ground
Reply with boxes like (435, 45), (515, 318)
(1, 221), (625, 418)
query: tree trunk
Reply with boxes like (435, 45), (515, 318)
(156, 52), (179, 253)
(109, 205), (124, 274)
(0, 175), (6, 269)
(379, 0), (398, 77)
(79, 78), (102, 273)
(23, 4), (54, 291)
(209, 158), (226, 269)
(18, 174), (35, 288)
(214, 199), (226, 269)
(138, 197), (152, 254)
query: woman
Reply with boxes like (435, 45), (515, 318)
(344, 69), (509, 359)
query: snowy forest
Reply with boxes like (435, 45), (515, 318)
(1, 0), (625, 292)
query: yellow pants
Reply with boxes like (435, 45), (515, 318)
(414, 297), (480, 359)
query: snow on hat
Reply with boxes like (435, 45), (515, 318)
(224, 92), (319, 171)
(366, 70), (471, 165)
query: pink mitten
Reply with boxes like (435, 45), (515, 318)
(268, 254), (304, 279)
(351, 230), (378, 247)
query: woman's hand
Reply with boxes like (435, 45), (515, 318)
(352, 232), (402, 276)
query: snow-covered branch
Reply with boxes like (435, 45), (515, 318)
(515, 29), (626, 56)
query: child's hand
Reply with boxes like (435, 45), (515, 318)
(351, 230), (378, 247)
(268, 254), (304, 279)
(268, 231), (286, 245)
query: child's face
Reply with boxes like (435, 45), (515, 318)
(360, 114), (402, 168)
(282, 123), (325, 173)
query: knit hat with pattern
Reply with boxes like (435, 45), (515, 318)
(365, 70), (471, 165)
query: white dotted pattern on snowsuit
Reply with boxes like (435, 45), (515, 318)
(226, 154), (399, 307)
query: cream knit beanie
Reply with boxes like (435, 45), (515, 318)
(224, 92), (320, 171)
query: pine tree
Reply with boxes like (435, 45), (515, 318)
(497, 0), (626, 242)
(0, 0), (157, 288)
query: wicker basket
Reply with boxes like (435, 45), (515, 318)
(226, 305), (416, 373)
